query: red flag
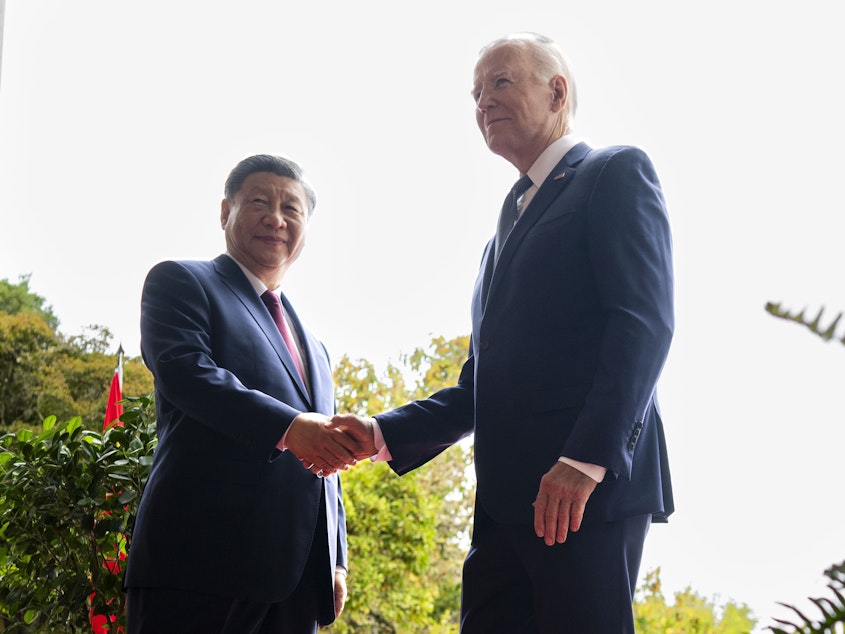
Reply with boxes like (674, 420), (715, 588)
(103, 369), (123, 430)
(92, 350), (128, 631)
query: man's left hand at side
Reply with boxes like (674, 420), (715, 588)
(533, 460), (598, 546)
(333, 570), (347, 620)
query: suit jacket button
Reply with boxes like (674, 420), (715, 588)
(480, 340), (489, 350)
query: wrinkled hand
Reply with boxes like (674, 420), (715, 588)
(329, 414), (377, 462)
(286, 412), (361, 476)
(533, 461), (598, 546)
(333, 570), (347, 620)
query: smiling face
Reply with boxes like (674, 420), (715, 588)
(220, 171), (308, 289)
(472, 42), (569, 173)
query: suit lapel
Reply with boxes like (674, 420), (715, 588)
(482, 144), (589, 309)
(281, 293), (330, 411)
(213, 255), (313, 408)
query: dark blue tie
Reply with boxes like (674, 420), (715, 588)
(494, 174), (533, 262)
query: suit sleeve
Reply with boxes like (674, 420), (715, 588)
(376, 346), (476, 475)
(563, 147), (674, 479)
(141, 260), (302, 458)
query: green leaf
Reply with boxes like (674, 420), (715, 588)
(118, 489), (138, 504)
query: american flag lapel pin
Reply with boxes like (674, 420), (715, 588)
(553, 172), (567, 180)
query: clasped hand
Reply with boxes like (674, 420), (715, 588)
(285, 413), (377, 476)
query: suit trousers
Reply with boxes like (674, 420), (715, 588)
(460, 503), (650, 634)
(126, 492), (332, 634)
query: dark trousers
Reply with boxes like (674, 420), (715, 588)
(126, 582), (320, 634)
(460, 504), (651, 634)
(127, 495), (332, 634)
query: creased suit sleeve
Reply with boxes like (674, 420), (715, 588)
(563, 147), (674, 479)
(376, 347), (476, 475)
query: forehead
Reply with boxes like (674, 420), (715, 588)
(473, 43), (531, 84)
(239, 172), (306, 198)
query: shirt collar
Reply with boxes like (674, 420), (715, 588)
(225, 252), (270, 296)
(526, 134), (581, 188)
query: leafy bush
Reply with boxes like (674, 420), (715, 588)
(0, 394), (156, 633)
(769, 562), (845, 634)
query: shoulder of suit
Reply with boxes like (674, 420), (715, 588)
(585, 144), (648, 161)
(147, 258), (218, 282)
(577, 145), (654, 175)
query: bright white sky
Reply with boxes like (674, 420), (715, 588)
(2, 2), (844, 630)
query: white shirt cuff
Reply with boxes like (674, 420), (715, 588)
(371, 418), (393, 462)
(559, 457), (606, 483)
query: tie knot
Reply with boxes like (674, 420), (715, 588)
(261, 290), (281, 308)
(513, 174), (533, 197)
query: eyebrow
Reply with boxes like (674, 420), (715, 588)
(471, 69), (511, 95)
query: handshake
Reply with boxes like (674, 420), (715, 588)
(285, 413), (381, 476)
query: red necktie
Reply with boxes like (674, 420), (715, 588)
(261, 290), (304, 379)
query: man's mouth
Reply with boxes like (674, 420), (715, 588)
(259, 236), (286, 245)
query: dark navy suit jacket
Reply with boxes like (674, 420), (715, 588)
(377, 143), (674, 527)
(125, 254), (346, 618)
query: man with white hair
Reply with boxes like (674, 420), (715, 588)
(336, 32), (675, 633)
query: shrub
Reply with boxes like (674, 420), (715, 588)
(0, 394), (156, 633)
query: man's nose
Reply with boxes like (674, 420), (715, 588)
(264, 207), (287, 227)
(476, 87), (493, 112)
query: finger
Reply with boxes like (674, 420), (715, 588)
(569, 501), (585, 534)
(545, 497), (565, 546)
(331, 426), (360, 449)
(299, 446), (343, 474)
(556, 502), (571, 544)
(332, 417), (376, 457)
(312, 431), (356, 464)
(533, 495), (548, 539)
(329, 431), (361, 463)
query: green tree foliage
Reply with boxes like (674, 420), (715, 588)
(333, 335), (474, 632)
(0, 275), (59, 331)
(0, 312), (57, 428)
(0, 277), (153, 431)
(0, 394), (157, 633)
(31, 334), (152, 430)
(339, 461), (440, 632)
(635, 568), (756, 633)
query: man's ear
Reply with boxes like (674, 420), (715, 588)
(550, 75), (568, 114)
(220, 199), (230, 229)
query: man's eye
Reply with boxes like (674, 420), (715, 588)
(495, 77), (511, 87)
(253, 198), (268, 205)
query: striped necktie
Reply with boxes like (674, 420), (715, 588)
(260, 290), (304, 379)
(494, 174), (533, 262)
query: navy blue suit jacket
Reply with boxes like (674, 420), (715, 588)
(125, 254), (346, 612)
(377, 143), (674, 526)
